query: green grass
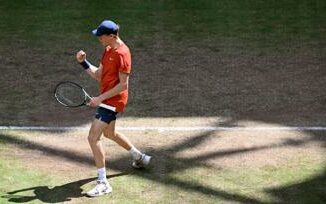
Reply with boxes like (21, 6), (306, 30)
(0, 139), (325, 204)
(0, 157), (55, 203)
(0, 1), (325, 201)
(0, 0), (325, 51)
(0, 158), (324, 203)
(167, 161), (325, 203)
(0, 0), (325, 125)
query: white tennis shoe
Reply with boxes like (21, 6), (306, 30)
(86, 180), (112, 197)
(132, 153), (152, 168)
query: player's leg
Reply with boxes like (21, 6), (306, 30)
(103, 122), (152, 168)
(88, 119), (107, 169)
(103, 120), (132, 150)
(86, 119), (112, 197)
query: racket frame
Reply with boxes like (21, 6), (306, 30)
(54, 81), (116, 112)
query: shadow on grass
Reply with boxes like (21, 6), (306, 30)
(265, 169), (326, 204)
(0, 129), (324, 203)
(1, 174), (126, 203)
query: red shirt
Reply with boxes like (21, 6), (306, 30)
(100, 43), (131, 112)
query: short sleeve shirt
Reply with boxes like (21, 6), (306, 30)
(100, 43), (131, 112)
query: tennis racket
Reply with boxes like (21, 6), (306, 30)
(54, 81), (116, 112)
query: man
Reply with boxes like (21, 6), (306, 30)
(76, 20), (151, 197)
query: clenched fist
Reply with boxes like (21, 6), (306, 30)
(76, 50), (87, 63)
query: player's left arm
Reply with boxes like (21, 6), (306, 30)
(88, 72), (129, 107)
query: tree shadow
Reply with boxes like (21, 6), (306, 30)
(1, 126), (324, 203)
(1, 173), (126, 203)
(265, 169), (326, 204)
(0, 1), (324, 203)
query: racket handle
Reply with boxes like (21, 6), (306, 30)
(99, 103), (116, 112)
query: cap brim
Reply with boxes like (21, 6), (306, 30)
(92, 29), (100, 36)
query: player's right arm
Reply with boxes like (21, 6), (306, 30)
(76, 50), (101, 82)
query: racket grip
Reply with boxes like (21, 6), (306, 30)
(99, 103), (116, 112)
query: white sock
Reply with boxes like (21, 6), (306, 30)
(97, 167), (107, 182)
(129, 146), (142, 160)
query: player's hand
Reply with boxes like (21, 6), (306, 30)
(87, 96), (103, 107)
(76, 50), (86, 63)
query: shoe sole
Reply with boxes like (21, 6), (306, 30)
(86, 188), (112, 197)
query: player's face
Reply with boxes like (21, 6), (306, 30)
(98, 35), (114, 47)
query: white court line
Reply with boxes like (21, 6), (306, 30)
(0, 126), (326, 131)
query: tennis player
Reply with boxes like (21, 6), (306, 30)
(76, 20), (151, 197)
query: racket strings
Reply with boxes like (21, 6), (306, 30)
(55, 83), (86, 107)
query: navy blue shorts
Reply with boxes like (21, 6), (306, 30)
(95, 107), (117, 124)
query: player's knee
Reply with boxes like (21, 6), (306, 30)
(88, 134), (99, 144)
